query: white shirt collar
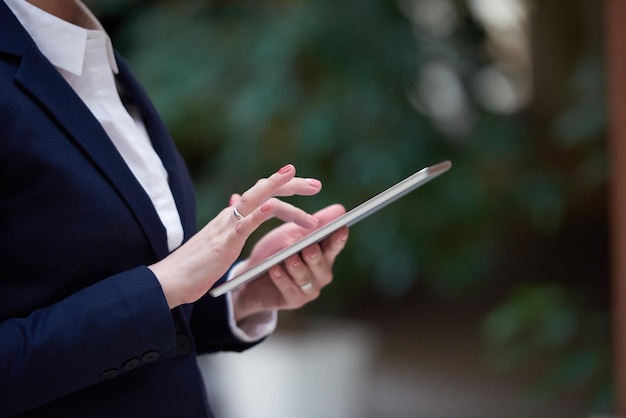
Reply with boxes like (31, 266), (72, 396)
(4, 0), (119, 76)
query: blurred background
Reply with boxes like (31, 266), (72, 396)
(92, 0), (609, 416)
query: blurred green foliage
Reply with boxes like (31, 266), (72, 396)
(484, 284), (612, 410)
(91, 0), (609, 410)
(97, 0), (527, 299)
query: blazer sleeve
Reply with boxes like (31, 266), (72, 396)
(189, 273), (264, 355)
(0, 266), (177, 417)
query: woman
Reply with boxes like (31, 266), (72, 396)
(0, 0), (349, 416)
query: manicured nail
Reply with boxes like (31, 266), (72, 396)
(278, 164), (293, 174)
(307, 179), (321, 188)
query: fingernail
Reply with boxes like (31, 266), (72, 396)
(260, 201), (271, 212)
(271, 267), (283, 278)
(307, 179), (321, 188)
(278, 164), (293, 174)
(229, 194), (236, 206)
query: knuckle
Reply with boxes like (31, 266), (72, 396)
(232, 221), (247, 236)
(238, 194), (250, 206)
(318, 271), (333, 286)
(284, 287), (300, 300)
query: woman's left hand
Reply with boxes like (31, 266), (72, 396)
(230, 204), (349, 322)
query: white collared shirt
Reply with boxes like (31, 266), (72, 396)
(5, 0), (184, 252)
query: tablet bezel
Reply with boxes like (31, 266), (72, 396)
(209, 160), (451, 297)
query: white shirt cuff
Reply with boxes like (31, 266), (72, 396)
(225, 261), (278, 343)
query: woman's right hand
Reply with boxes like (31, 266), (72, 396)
(148, 164), (323, 309)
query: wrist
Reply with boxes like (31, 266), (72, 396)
(231, 287), (252, 322)
(148, 262), (181, 309)
(227, 291), (278, 342)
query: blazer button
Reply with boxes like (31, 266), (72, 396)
(176, 332), (192, 357)
(100, 368), (119, 381)
(141, 350), (160, 363)
(122, 357), (140, 372)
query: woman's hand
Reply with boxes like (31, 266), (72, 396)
(148, 164), (323, 309)
(230, 204), (349, 322)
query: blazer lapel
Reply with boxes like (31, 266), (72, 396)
(1, 3), (170, 259)
(114, 54), (198, 241)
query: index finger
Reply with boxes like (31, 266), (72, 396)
(236, 164), (296, 217)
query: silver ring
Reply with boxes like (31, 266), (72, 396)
(299, 278), (314, 291)
(233, 207), (245, 220)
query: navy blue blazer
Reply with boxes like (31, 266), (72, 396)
(0, 3), (254, 417)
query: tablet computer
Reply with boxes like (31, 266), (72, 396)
(209, 160), (451, 297)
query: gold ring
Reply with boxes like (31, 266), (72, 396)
(299, 278), (314, 291)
